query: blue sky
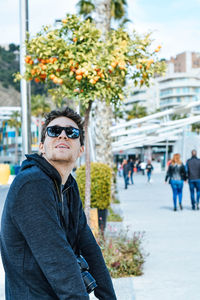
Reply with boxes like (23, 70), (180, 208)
(0, 0), (200, 59)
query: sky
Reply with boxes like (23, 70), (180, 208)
(0, 0), (200, 60)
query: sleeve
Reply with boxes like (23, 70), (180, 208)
(12, 180), (89, 300)
(181, 164), (187, 180)
(165, 166), (170, 182)
(185, 161), (189, 179)
(77, 206), (117, 300)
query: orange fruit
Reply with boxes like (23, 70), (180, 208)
(57, 78), (63, 84)
(111, 62), (117, 68)
(89, 79), (96, 85)
(76, 69), (83, 75)
(94, 76), (100, 82)
(34, 78), (40, 83)
(73, 37), (77, 42)
(41, 65), (47, 71)
(40, 73), (47, 79)
(62, 19), (67, 24)
(49, 74), (55, 80)
(53, 77), (59, 84)
(76, 75), (82, 81)
(31, 69), (36, 76)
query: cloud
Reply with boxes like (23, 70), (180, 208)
(127, 0), (200, 59)
(0, 0), (77, 44)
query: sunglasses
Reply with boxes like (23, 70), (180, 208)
(46, 126), (80, 139)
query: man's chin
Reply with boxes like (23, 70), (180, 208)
(53, 154), (74, 163)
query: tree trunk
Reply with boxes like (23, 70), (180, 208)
(84, 101), (92, 225)
(95, 103), (113, 167)
(94, 0), (111, 35)
(38, 115), (42, 144)
(94, 0), (115, 200)
(94, 0), (113, 168)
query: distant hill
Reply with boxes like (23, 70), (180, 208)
(0, 82), (20, 107)
(0, 43), (47, 107)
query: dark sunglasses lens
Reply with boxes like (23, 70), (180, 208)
(47, 126), (80, 139)
(65, 127), (80, 139)
(47, 127), (62, 137)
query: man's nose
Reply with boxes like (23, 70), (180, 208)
(58, 129), (68, 139)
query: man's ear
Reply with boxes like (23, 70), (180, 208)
(39, 142), (45, 155)
(78, 145), (84, 158)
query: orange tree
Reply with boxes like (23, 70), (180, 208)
(15, 14), (165, 223)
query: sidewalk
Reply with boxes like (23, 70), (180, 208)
(116, 172), (200, 300)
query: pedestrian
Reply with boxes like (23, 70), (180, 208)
(140, 161), (146, 175)
(128, 158), (134, 184)
(185, 149), (200, 210)
(122, 159), (131, 189)
(146, 160), (154, 183)
(0, 107), (117, 299)
(165, 153), (186, 211)
(117, 162), (122, 177)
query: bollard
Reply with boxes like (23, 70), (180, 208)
(0, 164), (11, 185)
(90, 208), (99, 238)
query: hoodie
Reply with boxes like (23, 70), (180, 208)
(0, 154), (116, 300)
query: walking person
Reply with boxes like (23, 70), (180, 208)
(146, 160), (154, 183)
(140, 161), (146, 175)
(1, 107), (117, 300)
(165, 153), (186, 211)
(128, 158), (134, 184)
(186, 149), (200, 210)
(122, 159), (131, 189)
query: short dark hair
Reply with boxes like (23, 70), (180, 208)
(41, 107), (84, 146)
(191, 149), (197, 157)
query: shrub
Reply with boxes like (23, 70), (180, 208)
(98, 229), (146, 278)
(76, 162), (112, 209)
(107, 207), (123, 222)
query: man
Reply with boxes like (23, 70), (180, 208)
(186, 149), (200, 210)
(122, 159), (131, 189)
(1, 107), (116, 299)
(128, 158), (134, 184)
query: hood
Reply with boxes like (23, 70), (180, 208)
(20, 153), (74, 188)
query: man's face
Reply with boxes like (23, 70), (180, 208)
(39, 116), (84, 165)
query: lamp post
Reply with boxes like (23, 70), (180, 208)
(19, 0), (31, 161)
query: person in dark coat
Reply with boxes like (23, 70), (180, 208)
(122, 159), (131, 189)
(186, 149), (200, 210)
(165, 153), (186, 211)
(146, 160), (154, 183)
(0, 107), (116, 300)
(128, 158), (134, 184)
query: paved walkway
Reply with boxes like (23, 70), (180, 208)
(117, 172), (200, 300)
(1, 172), (200, 299)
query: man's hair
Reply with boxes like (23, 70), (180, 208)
(41, 107), (84, 146)
(191, 149), (197, 157)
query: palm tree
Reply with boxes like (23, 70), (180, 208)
(77, 0), (128, 168)
(76, 0), (95, 20)
(127, 103), (147, 120)
(31, 95), (51, 144)
(7, 111), (21, 164)
(77, 0), (128, 27)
